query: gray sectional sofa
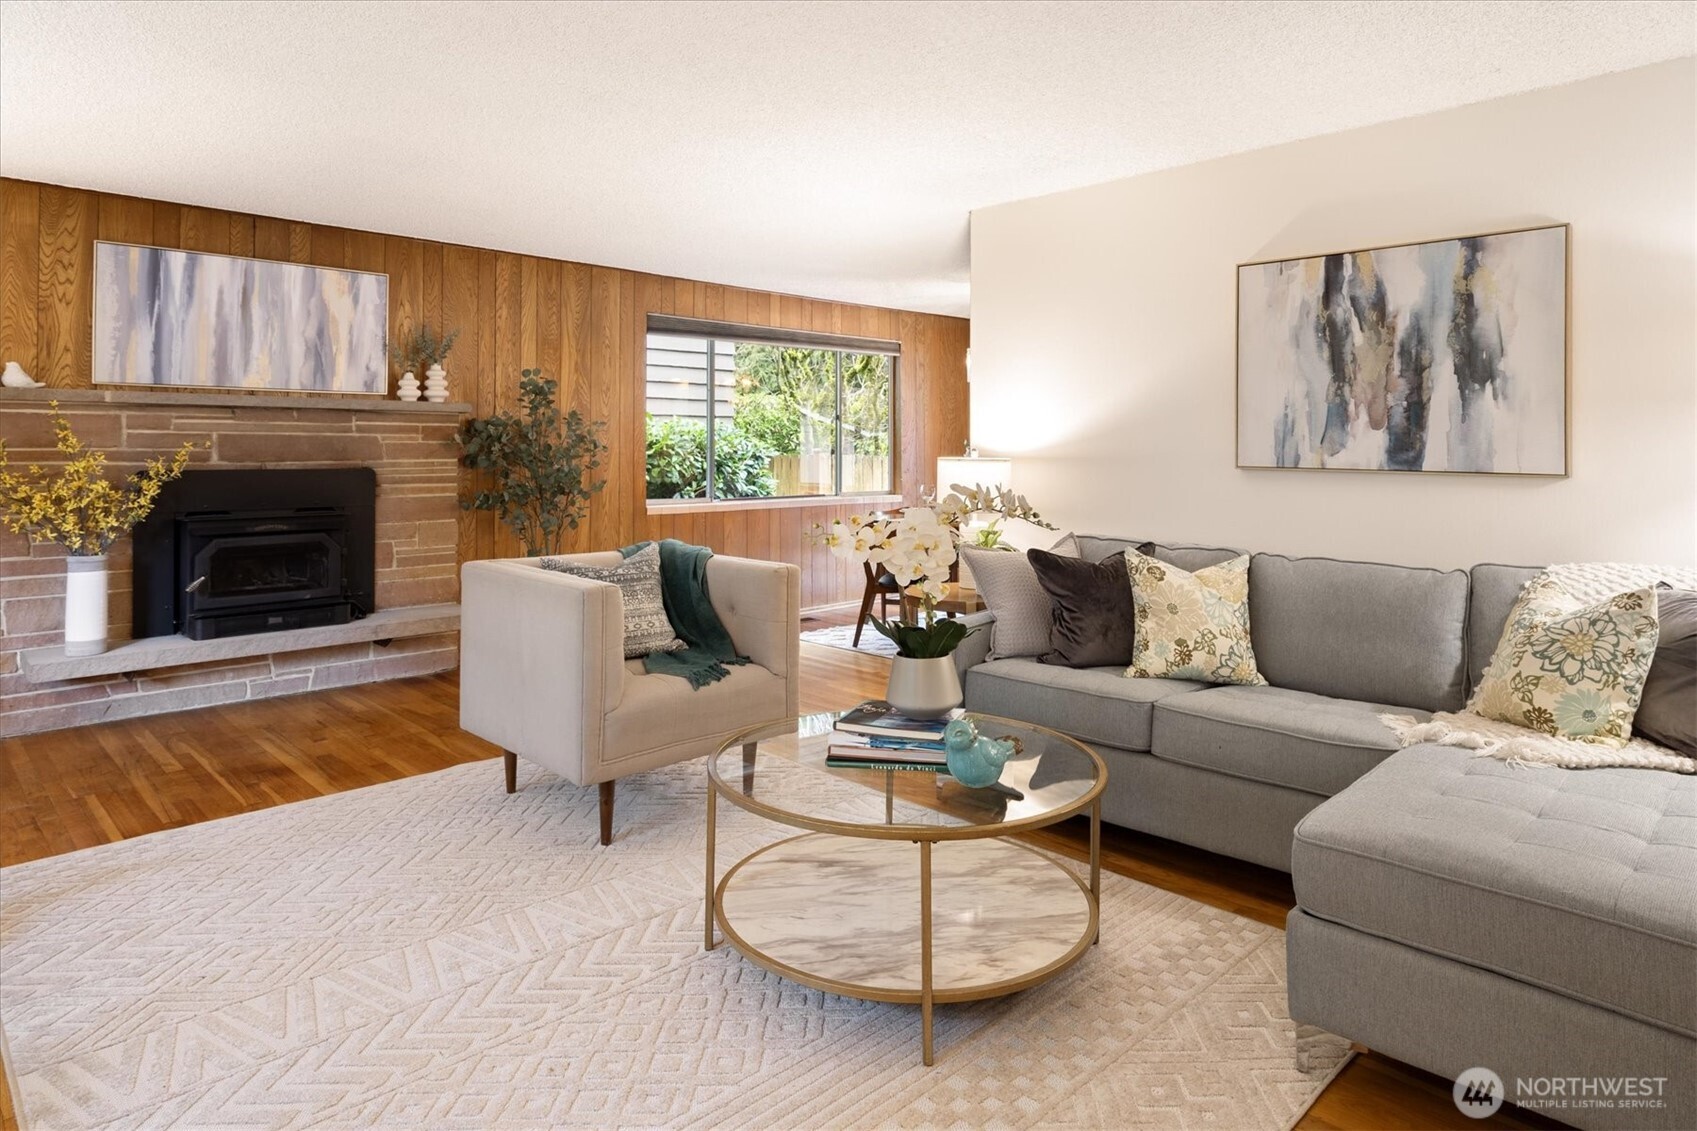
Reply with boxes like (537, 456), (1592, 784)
(951, 537), (1696, 1130)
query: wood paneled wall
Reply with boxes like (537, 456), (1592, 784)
(0, 178), (970, 609)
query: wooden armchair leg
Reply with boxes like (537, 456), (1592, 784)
(743, 742), (758, 787)
(503, 751), (517, 794)
(599, 780), (615, 846)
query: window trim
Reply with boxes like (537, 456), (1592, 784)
(648, 315), (899, 356)
(644, 492), (905, 517)
(643, 316), (900, 505)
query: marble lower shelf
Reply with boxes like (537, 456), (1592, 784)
(20, 604), (460, 682)
(715, 833), (1095, 1002)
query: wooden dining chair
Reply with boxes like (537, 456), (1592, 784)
(853, 560), (902, 646)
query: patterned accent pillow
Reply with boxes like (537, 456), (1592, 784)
(540, 542), (686, 659)
(1125, 550), (1266, 686)
(1468, 577), (1659, 747)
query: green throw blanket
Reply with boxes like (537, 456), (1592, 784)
(619, 539), (750, 688)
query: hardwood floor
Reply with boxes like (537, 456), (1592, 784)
(0, 622), (1561, 1130)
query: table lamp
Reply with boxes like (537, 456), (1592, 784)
(936, 454), (1013, 497)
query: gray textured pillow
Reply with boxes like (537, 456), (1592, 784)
(1635, 589), (1695, 756)
(540, 542), (686, 659)
(963, 533), (1078, 660)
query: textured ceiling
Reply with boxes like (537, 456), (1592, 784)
(1, 1), (1691, 316)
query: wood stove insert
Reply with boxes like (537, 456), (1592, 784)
(133, 468), (376, 641)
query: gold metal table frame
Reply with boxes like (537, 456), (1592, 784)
(705, 714), (1106, 1066)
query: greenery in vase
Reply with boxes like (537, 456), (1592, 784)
(0, 402), (200, 556)
(390, 326), (461, 372)
(457, 369), (608, 556)
(968, 520), (1012, 550)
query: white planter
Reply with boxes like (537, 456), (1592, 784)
(64, 554), (109, 657)
(886, 655), (962, 719)
(423, 363), (449, 403)
(397, 370), (421, 402)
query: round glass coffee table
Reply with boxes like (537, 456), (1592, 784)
(705, 712), (1106, 1065)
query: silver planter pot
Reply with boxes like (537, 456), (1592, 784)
(886, 655), (963, 719)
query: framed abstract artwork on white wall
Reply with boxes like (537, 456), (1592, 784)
(1236, 224), (1569, 476)
(93, 241), (389, 395)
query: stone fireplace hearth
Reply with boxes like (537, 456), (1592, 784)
(1, 388), (468, 738)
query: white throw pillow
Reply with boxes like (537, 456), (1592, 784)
(963, 532), (1078, 660)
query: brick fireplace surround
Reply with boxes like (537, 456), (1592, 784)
(1, 388), (465, 738)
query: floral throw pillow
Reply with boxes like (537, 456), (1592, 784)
(1125, 550), (1266, 686)
(1468, 577), (1660, 746)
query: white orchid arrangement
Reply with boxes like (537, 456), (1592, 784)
(820, 494), (979, 658)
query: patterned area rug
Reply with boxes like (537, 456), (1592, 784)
(801, 622), (900, 657)
(0, 760), (1349, 1129)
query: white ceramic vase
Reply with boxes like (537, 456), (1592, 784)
(423, 363), (448, 403)
(64, 554), (109, 657)
(886, 655), (962, 719)
(397, 370), (421, 402)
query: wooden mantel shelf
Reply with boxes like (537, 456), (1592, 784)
(1, 387), (471, 415)
(20, 604), (460, 683)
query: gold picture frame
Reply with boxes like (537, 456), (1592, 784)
(1235, 223), (1570, 477)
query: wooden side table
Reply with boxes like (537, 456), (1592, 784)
(900, 582), (985, 623)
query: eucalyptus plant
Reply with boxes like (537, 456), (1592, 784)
(457, 369), (607, 556)
(390, 326), (461, 372)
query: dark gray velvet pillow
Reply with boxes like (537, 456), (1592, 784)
(1027, 548), (1135, 668)
(1635, 589), (1695, 756)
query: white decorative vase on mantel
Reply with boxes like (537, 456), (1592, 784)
(63, 554), (109, 657)
(397, 370), (421, 402)
(423, 363), (449, 404)
(886, 655), (962, 719)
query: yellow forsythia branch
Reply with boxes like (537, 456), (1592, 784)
(0, 401), (203, 556)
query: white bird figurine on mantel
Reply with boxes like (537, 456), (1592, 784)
(2, 361), (43, 388)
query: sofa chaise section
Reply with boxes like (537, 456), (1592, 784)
(1289, 744), (1697, 1129)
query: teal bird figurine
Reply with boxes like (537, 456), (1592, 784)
(942, 717), (1015, 788)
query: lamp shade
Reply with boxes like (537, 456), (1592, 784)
(936, 456), (1013, 496)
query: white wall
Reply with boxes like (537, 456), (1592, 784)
(969, 60), (1696, 569)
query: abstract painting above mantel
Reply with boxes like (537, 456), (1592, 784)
(93, 241), (389, 395)
(1236, 224), (1568, 476)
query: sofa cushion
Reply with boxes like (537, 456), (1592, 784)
(1076, 535), (1243, 573)
(1293, 745), (1697, 1037)
(1151, 685), (1419, 797)
(1249, 553), (1470, 712)
(1467, 563), (1541, 691)
(963, 658), (1204, 752)
(1468, 576), (1660, 746)
(1028, 547), (1135, 668)
(604, 661), (786, 763)
(1128, 550), (1265, 687)
(962, 535), (1078, 660)
(1634, 589), (1696, 756)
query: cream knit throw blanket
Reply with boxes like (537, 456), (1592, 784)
(1380, 562), (1697, 774)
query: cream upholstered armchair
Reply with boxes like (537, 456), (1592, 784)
(459, 551), (799, 844)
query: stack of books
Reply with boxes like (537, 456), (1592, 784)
(826, 701), (965, 771)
